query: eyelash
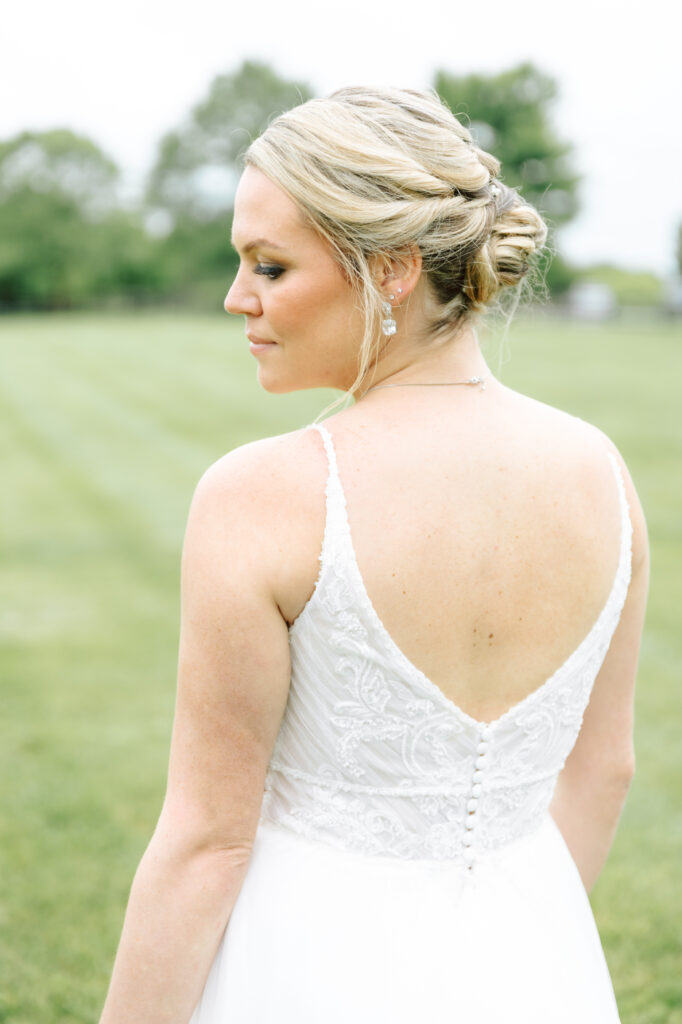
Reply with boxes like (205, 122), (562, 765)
(254, 263), (285, 280)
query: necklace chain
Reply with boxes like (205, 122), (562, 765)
(363, 370), (492, 395)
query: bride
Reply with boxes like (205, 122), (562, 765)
(99, 86), (648, 1023)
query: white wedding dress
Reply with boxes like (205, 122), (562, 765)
(190, 420), (632, 1022)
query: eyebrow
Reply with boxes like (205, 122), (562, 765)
(231, 237), (287, 254)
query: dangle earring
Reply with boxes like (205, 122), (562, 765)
(381, 292), (397, 337)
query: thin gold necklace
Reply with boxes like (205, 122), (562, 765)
(363, 370), (492, 395)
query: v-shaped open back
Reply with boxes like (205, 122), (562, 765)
(260, 418), (632, 865)
(290, 420), (633, 729)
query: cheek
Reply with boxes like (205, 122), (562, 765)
(272, 267), (352, 336)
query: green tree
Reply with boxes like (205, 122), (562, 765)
(434, 63), (581, 296)
(150, 214), (239, 309)
(143, 60), (313, 306)
(0, 129), (120, 219)
(434, 63), (580, 226)
(577, 264), (663, 306)
(145, 60), (313, 225)
(0, 130), (163, 310)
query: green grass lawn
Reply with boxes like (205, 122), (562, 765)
(1, 308), (680, 1023)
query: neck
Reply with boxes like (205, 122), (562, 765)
(355, 324), (489, 400)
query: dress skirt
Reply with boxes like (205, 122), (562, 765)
(189, 813), (621, 1023)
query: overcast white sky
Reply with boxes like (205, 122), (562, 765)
(3, 0), (681, 274)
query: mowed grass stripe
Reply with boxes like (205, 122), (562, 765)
(45, 317), (258, 443)
(3, 341), (200, 551)
(2, 332), (185, 1020)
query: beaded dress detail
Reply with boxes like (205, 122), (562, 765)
(190, 420), (633, 1024)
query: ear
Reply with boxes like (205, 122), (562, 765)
(370, 245), (422, 304)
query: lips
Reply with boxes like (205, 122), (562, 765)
(247, 333), (276, 345)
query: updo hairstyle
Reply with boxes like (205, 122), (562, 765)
(244, 85), (548, 398)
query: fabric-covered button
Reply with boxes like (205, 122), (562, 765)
(477, 741), (488, 754)
(467, 798), (478, 812)
(463, 832), (474, 846)
(463, 847), (475, 864)
(472, 784), (482, 798)
(481, 725), (493, 741)
(465, 816), (476, 830)
(475, 755), (486, 770)
(472, 769), (484, 783)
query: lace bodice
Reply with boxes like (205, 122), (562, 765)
(259, 422), (633, 866)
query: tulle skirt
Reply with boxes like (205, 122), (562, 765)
(189, 813), (620, 1022)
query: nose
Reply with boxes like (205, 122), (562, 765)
(224, 267), (261, 317)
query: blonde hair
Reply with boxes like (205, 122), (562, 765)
(244, 85), (548, 408)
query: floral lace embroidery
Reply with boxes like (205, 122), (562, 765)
(259, 423), (633, 865)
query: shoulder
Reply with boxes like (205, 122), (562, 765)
(505, 387), (626, 469)
(507, 391), (649, 571)
(182, 424), (325, 579)
(191, 424), (323, 517)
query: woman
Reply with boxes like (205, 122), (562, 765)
(99, 86), (648, 1023)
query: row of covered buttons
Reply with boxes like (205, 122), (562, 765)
(463, 724), (493, 869)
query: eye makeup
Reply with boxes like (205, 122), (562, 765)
(254, 263), (285, 280)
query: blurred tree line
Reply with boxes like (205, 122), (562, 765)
(0, 60), (670, 312)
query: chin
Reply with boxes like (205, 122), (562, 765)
(255, 369), (309, 395)
(259, 380), (297, 395)
(256, 364), (335, 394)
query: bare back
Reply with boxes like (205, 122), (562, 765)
(274, 382), (625, 723)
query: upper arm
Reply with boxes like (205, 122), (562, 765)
(564, 438), (650, 779)
(154, 440), (294, 853)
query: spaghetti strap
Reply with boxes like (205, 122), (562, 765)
(308, 423), (339, 487)
(307, 421), (352, 568)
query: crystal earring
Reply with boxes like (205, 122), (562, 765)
(382, 294), (397, 337)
